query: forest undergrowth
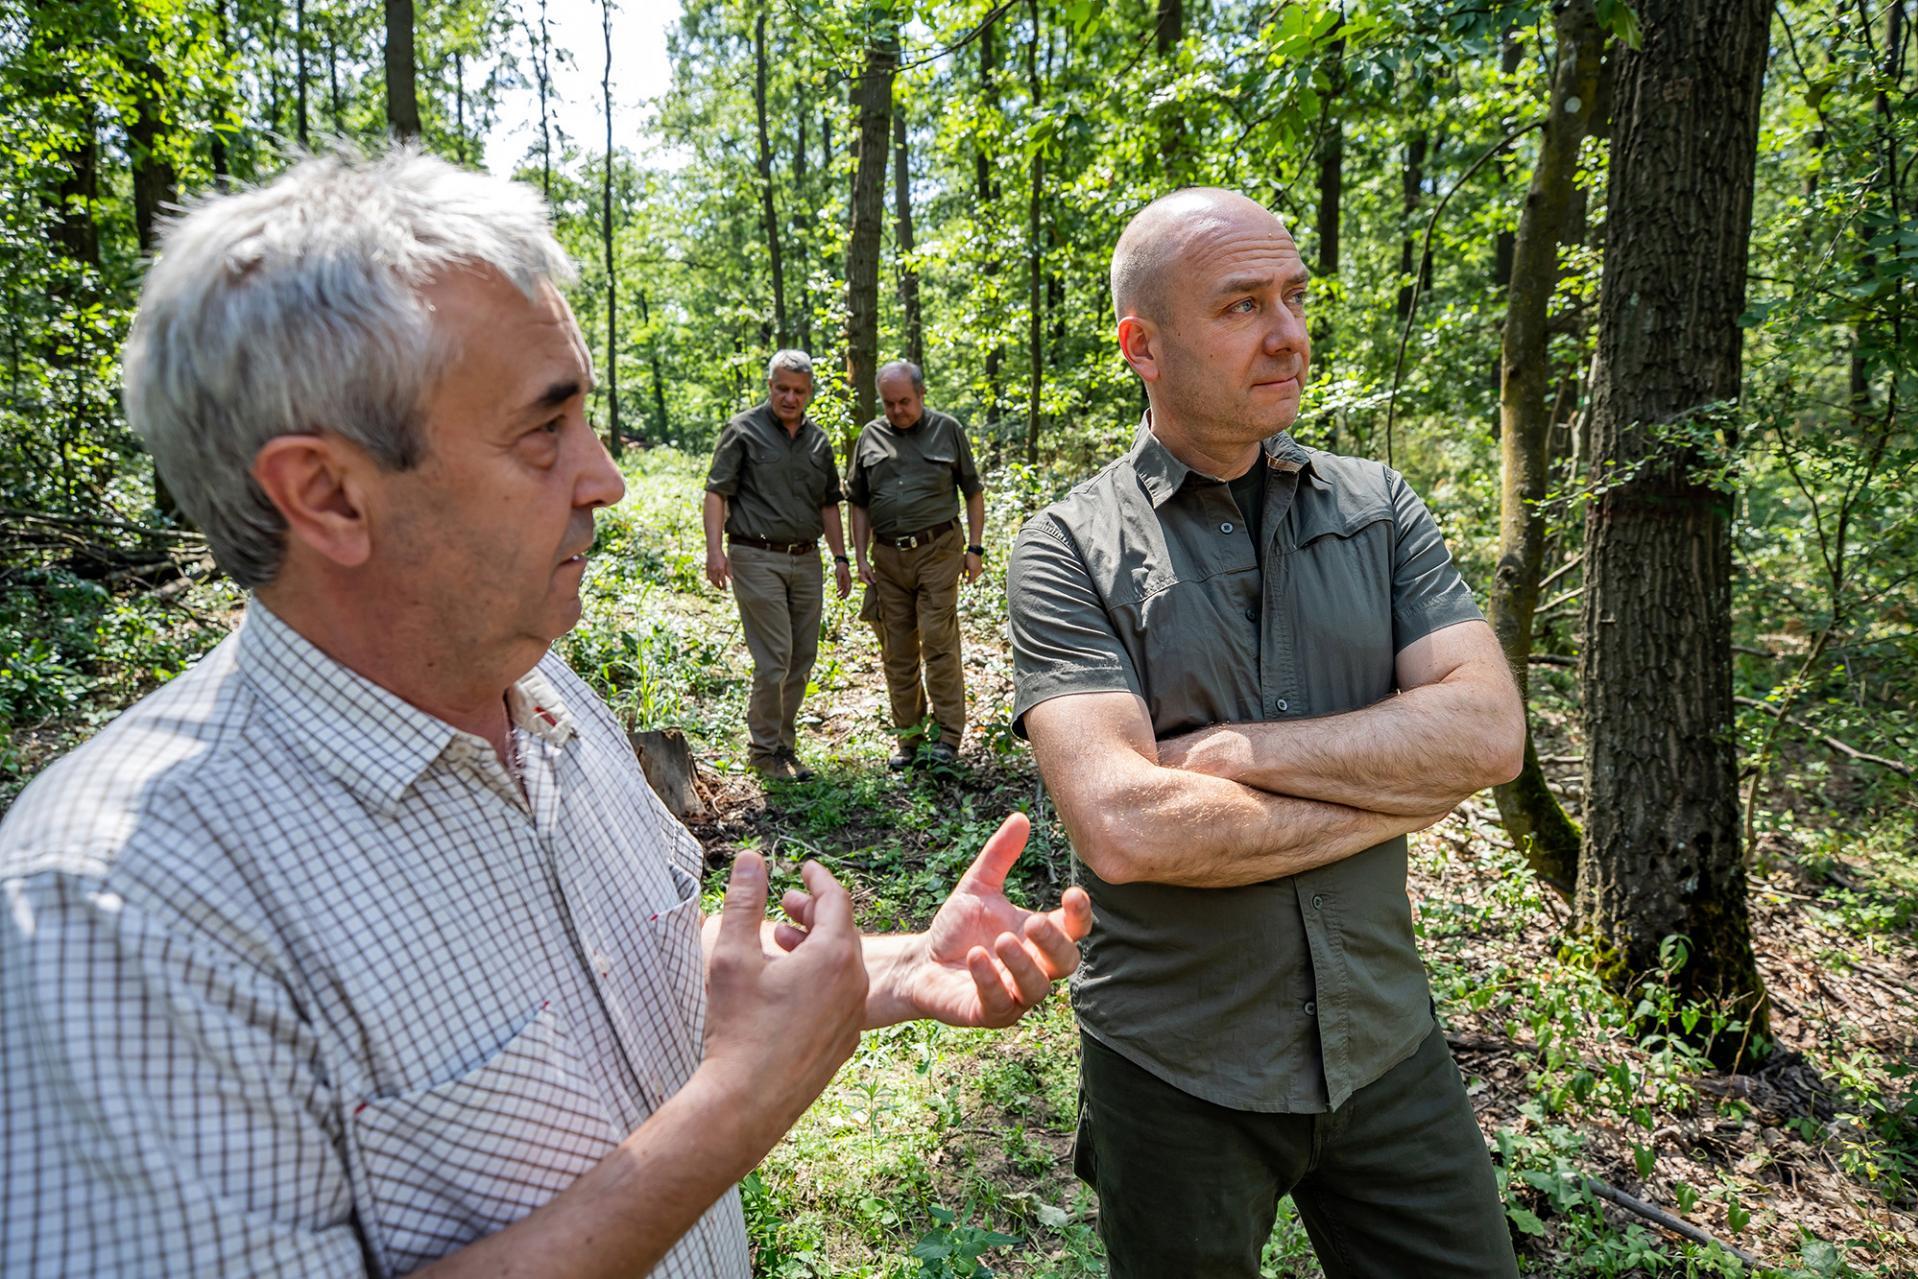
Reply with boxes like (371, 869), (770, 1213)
(3, 446), (1913, 1278)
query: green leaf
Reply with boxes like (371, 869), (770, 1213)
(1507, 1205), (1547, 1236)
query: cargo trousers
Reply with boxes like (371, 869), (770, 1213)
(728, 543), (822, 764)
(868, 525), (967, 747)
(1075, 1025), (1520, 1278)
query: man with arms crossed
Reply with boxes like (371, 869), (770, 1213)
(702, 350), (851, 780)
(1009, 187), (1526, 1277)
(847, 360), (987, 768)
(0, 150), (1089, 1278)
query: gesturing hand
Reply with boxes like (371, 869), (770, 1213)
(700, 853), (867, 1144)
(774, 813), (1092, 1030)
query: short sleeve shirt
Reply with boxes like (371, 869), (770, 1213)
(705, 403), (843, 544)
(1007, 418), (1484, 1113)
(0, 604), (751, 1276)
(845, 409), (983, 540)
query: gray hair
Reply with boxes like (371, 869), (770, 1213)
(766, 349), (815, 383)
(123, 146), (576, 588)
(876, 359), (924, 392)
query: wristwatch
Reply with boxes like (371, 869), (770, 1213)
(966, 544), (986, 557)
(832, 554), (850, 564)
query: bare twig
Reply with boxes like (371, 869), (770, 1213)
(1581, 1175), (1765, 1270)
(1735, 696), (1913, 778)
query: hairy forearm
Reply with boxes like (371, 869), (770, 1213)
(701, 491), (726, 556)
(409, 1067), (771, 1279)
(821, 506), (847, 558)
(1161, 677), (1519, 816)
(1046, 748), (1438, 890)
(965, 492), (985, 545)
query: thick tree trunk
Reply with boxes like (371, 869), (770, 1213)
(1577, 0), (1772, 1062)
(384, 0), (421, 139)
(1024, 0), (1043, 464)
(893, 108), (923, 369)
(845, 35), (897, 427)
(601, 0), (620, 455)
(753, 11), (788, 347)
(1488, 1), (1603, 900)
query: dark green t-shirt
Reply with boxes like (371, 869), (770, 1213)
(704, 404), (844, 544)
(845, 409), (983, 540)
(1007, 418), (1485, 1114)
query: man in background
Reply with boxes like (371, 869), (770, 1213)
(847, 359), (986, 769)
(703, 350), (852, 781)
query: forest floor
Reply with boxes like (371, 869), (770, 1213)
(4, 445), (1915, 1278)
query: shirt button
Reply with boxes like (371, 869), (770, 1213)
(1277, 699), (1289, 712)
(1244, 607), (1257, 621)
(1311, 894), (1323, 910)
(1304, 1000), (1317, 1017)
(1220, 521), (1234, 534)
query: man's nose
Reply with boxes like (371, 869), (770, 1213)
(577, 435), (627, 510)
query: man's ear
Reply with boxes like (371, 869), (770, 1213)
(1117, 315), (1160, 384)
(251, 434), (374, 569)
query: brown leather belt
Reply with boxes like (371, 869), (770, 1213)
(879, 518), (957, 551)
(729, 534), (817, 555)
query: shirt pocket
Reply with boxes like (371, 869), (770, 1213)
(644, 862), (707, 1053)
(1285, 504), (1398, 710)
(351, 1003), (623, 1276)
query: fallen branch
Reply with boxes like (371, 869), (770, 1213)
(1734, 696), (1912, 778)
(1528, 653), (1576, 667)
(1580, 1175), (1765, 1270)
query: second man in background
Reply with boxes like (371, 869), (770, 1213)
(848, 361), (987, 770)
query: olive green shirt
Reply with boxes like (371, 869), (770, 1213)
(705, 404), (844, 544)
(1008, 419), (1484, 1114)
(845, 409), (984, 540)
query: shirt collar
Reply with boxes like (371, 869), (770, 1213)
(235, 601), (577, 816)
(754, 401), (814, 440)
(1128, 412), (1321, 509)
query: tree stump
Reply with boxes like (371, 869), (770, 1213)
(628, 728), (705, 822)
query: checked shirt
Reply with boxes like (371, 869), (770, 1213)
(0, 603), (751, 1277)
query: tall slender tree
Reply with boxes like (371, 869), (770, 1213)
(893, 103), (923, 369)
(384, 0), (421, 138)
(1489, 0), (1603, 898)
(601, 0), (621, 454)
(845, 32), (897, 428)
(752, 9), (788, 346)
(1577, 0), (1773, 1062)
(1024, 0), (1043, 463)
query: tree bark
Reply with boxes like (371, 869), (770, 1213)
(793, 108), (811, 353)
(845, 34), (897, 427)
(1577, 0), (1772, 1063)
(1311, 20), (1344, 393)
(1157, 0), (1185, 180)
(638, 287), (668, 439)
(893, 106), (923, 369)
(384, 0), (421, 139)
(601, 0), (621, 455)
(1488, 1), (1603, 900)
(753, 10), (788, 346)
(1396, 128), (1428, 323)
(532, 0), (553, 200)
(980, 21), (1004, 425)
(294, 0), (309, 147)
(1024, 0), (1043, 464)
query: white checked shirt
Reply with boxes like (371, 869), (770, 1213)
(0, 603), (752, 1276)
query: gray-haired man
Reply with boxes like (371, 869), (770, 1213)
(0, 149), (1090, 1278)
(847, 360), (986, 768)
(702, 351), (852, 781)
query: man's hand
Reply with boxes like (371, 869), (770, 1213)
(705, 551), (731, 591)
(775, 814), (1092, 1029)
(963, 551), (984, 585)
(834, 560), (853, 599)
(858, 560), (877, 588)
(700, 853), (867, 1141)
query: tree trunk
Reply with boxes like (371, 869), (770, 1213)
(210, 0), (231, 184)
(845, 34), (897, 427)
(328, 26), (343, 134)
(1577, 0), (1772, 1063)
(1157, 0), (1185, 179)
(980, 22), (1004, 425)
(294, 0), (309, 147)
(753, 11), (788, 346)
(893, 107), (923, 369)
(601, 0), (620, 455)
(1311, 21), (1343, 392)
(1487, 1), (1603, 900)
(794, 109), (811, 353)
(638, 287), (668, 439)
(454, 51), (467, 163)
(1024, 0), (1043, 464)
(384, 0), (421, 139)
(1396, 128), (1428, 323)
(533, 0), (553, 200)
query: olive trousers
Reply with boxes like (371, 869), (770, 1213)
(1075, 1024), (1519, 1278)
(868, 526), (967, 747)
(728, 543), (821, 764)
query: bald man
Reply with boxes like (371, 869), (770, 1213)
(1008, 189), (1526, 1277)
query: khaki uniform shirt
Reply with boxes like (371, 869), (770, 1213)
(846, 409), (983, 540)
(705, 404), (843, 544)
(1008, 420), (1484, 1113)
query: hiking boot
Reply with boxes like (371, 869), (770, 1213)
(778, 748), (815, 782)
(887, 745), (914, 771)
(922, 741), (960, 767)
(749, 753), (795, 782)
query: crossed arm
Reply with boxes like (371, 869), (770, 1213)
(1024, 619), (1524, 890)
